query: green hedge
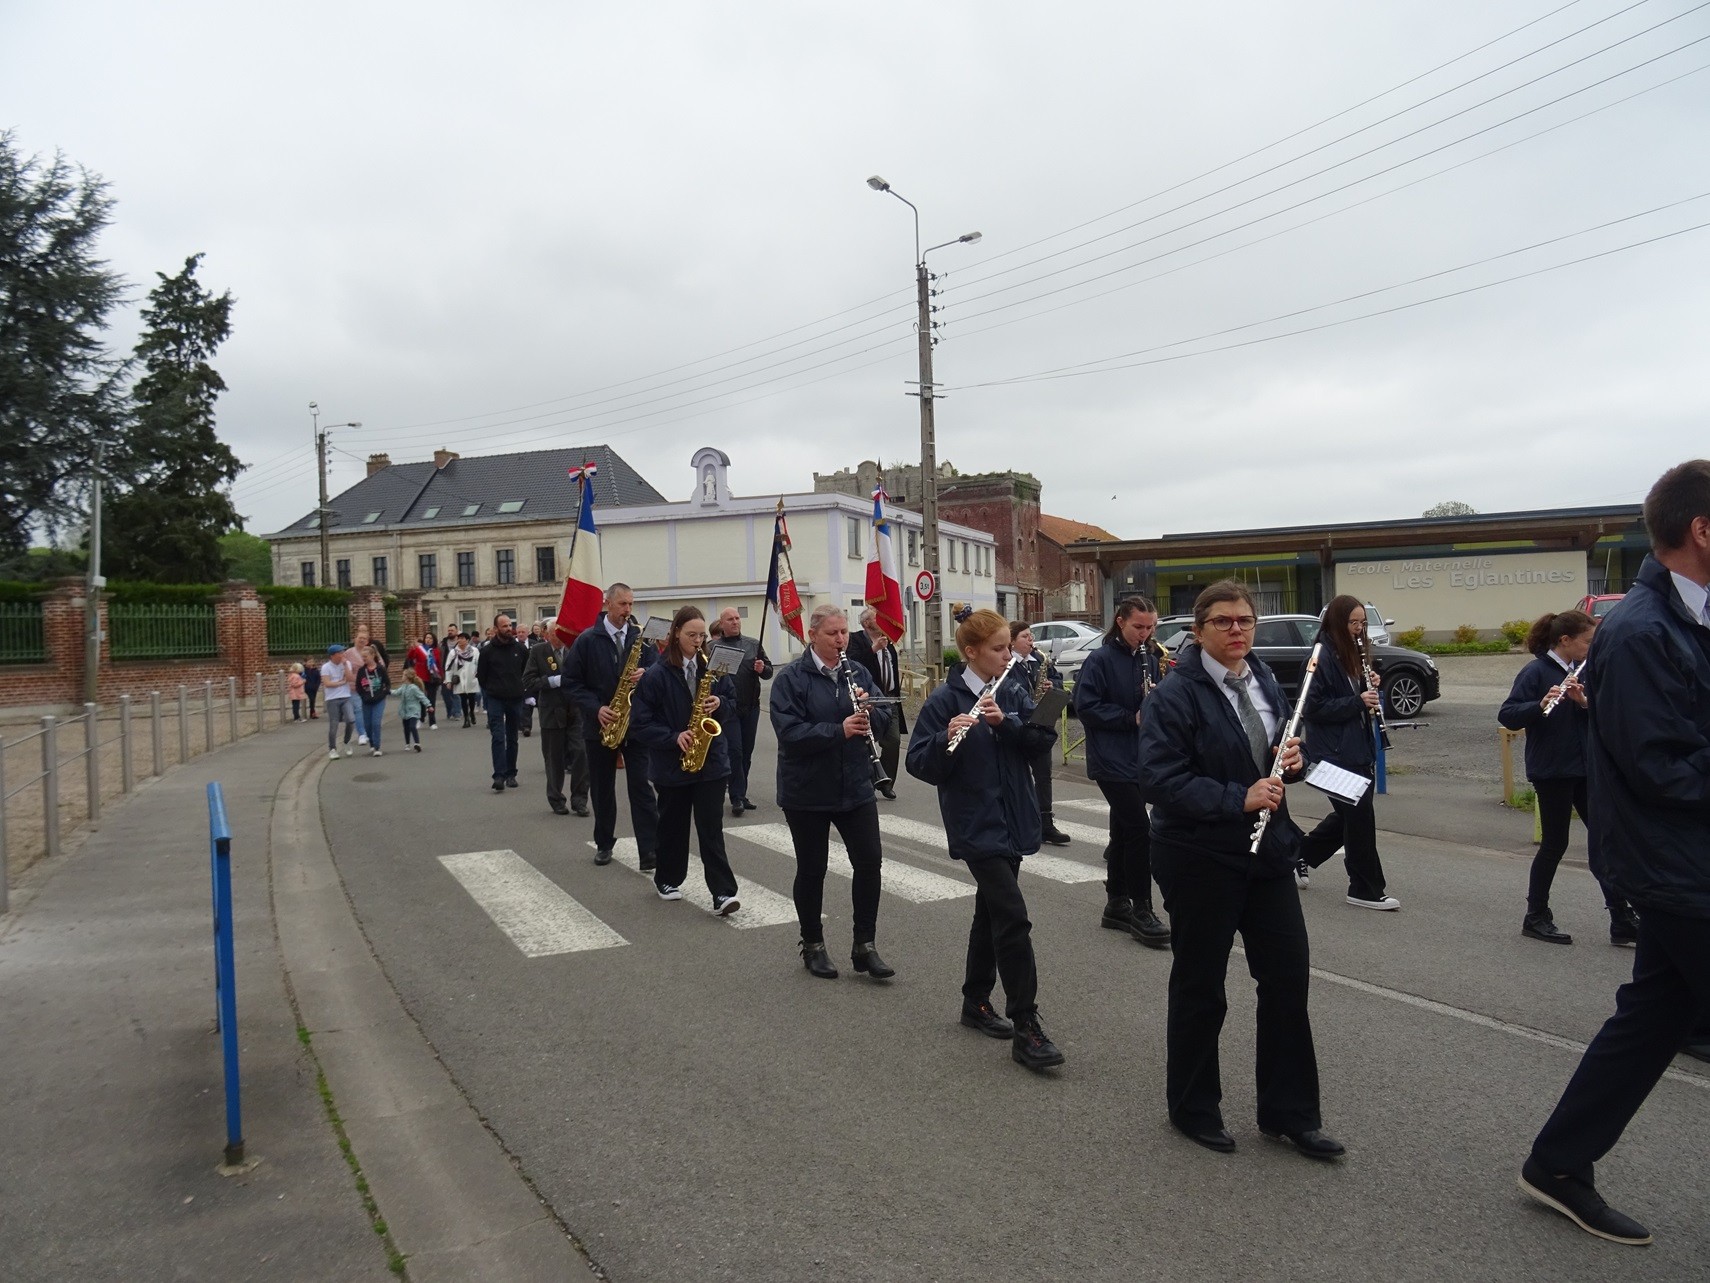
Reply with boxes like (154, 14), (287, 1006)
(0, 580), (48, 602)
(258, 584), (352, 607)
(1419, 640), (1514, 655)
(105, 580), (222, 605)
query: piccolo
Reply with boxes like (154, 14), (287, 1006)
(1249, 642), (1322, 856)
(948, 652), (1023, 753)
(1540, 658), (1586, 717)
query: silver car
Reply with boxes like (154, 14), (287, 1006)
(1025, 619), (1101, 661)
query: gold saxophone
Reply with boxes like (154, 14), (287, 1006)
(1031, 649), (1050, 700)
(680, 650), (723, 773)
(600, 627), (646, 750)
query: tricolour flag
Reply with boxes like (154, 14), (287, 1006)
(554, 464), (605, 640)
(765, 501), (806, 644)
(864, 485), (905, 643)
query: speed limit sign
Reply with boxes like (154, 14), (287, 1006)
(914, 570), (937, 602)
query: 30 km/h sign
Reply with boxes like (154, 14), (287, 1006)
(914, 570), (937, 602)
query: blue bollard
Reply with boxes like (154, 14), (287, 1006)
(207, 782), (243, 1166)
(1374, 722), (1387, 796)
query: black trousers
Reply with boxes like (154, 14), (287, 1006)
(785, 802), (882, 945)
(587, 737), (659, 856)
(538, 720), (589, 808)
(1530, 777), (1630, 916)
(1152, 845), (1322, 1135)
(422, 680), (440, 726)
(1028, 752), (1053, 817)
(963, 855), (1038, 1021)
(1531, 905), (1710, 1178)
(655, 778), (739, 899)
(1097, 780), (1154, 905)
(1299, 780), (1388, 900)
(875, 715), (900, 791)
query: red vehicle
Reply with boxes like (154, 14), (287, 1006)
(1576, 594), (1624, 620)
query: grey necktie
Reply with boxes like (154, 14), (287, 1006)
(1224, 672), (1269, 772)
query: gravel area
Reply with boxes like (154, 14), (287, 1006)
(1389, 652), (1529, 787)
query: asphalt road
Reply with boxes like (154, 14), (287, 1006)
(317, 709), (1706, 1283)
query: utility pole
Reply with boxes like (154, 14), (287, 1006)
(84, 441), (105, 705)
(310, 401), (361, 589)
(915, 258), (942, 674)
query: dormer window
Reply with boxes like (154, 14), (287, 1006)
(462, 504), (481, 516)
(422, 506), (441, 519)
(363, 511), (382, 524)
(497, 500), (525, 513)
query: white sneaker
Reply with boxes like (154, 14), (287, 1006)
(430, 723), (438, 731)
(1347, 894), (1401, 911)
(656, 884), (683, 901)
(328, 749), (340, 761)
(357, 734), (369, 746)
(371, 748), (383, 757)
(714, 894), (741, 916)
(342, 745), (354, 757)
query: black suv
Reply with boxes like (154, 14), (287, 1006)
(1165, 614), (1439, 717)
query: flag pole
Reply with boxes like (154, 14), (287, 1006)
(757, 496), (781, 644)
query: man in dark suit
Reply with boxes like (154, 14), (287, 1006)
(848, 607), (906, 799)
(713, 606), (774, 816)
(524, 615), (589, 816)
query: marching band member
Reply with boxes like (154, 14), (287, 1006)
(1297, 595), (1399, 910)
(1498, 609), (1637, 947)
(1520, 461), (1710, 1245)
(563, 583), (660, 869)
(847, 606), (905, 799)
(1137, 580), (1341, 1159)
(628, 607), (741, 913)
(909, 609), (1064, 1070)
(1073, 596), (1171, 948)
(770, 604), (895, 981)
(1008, 623), (1071, 846)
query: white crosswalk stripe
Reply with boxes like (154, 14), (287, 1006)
(439, 850), (627, 956)
(1055, 797), (1109, 815)
(733, 823), (974, 903)
(875, 814), (1106, 884)
(1053, 818), (1113, 845)
(588, 839), (800, 929)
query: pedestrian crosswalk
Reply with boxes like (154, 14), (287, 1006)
(440, 794), (1118, 957)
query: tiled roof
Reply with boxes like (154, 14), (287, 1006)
(270, 445), (666, 536)
(1038, 513), (1119, 546)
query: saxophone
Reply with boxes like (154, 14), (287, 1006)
(600, 626), (647, 750)
(1031, 649), (1050, 700)
(680, 650), (723, 773)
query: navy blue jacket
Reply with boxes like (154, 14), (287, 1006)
(906, 672), (1057, 861)
(1005, 652), (1059, 701)
(1073, 637), (1163, 782)
(769, 651), (893, 812)
(1302, 649), (1376, 772)
(627, 657), (736, 788)
(1498, 654), (1587, 781)
(1584, 556), (1710, 918)
(562, 618), (660, 743)
(1137, 642), (1303, 876)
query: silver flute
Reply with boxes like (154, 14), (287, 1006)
(948, 653), (1023, 753)
(1249, 643), (1323, 856)
(1540, 658), (1586, 717)
(837, 648), (892, 789)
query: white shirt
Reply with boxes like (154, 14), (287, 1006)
(962, 667), (989, 698)
(603, 615), (628, 648)
(1548, 648), (1574, 673)
(810, 648), (842, 678)
(320, 660), (351, 699)
(1200, 650), (1279, 740)
(1669, 571), (1710, 627)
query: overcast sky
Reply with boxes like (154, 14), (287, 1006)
(5, 0), (1707, 540)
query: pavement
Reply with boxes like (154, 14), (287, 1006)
(2, 663), (1705, 1282)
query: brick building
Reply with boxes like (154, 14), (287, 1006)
(1037, 514), (1116, 622)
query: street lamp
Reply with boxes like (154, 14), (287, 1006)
(868, 175), (981, 677)
(309, 401), (362, 590)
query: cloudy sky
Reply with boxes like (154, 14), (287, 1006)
(5, 0), (1707, 540)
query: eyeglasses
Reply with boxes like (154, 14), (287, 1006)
(1202, 615), (1258, 632)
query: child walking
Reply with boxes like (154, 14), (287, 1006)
(288, 663), (306, 720)
(396, 670), (431, 752)
(302, 657), (321, 719)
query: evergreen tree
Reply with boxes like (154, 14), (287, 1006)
(1422, 500), (1477, 518)
(0, 132), (129, 558)
(218, 530), (273, 585)
(104, 254), (240, 582)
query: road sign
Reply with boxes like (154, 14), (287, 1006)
(914, 570), (936, 602)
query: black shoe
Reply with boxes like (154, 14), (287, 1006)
(521, 729), (531, 738)
(550, 801), (569, 815)
(1681, 1041), (1710, 1064)
(1011, 1013), (1065, 1070)
(1262, 1127), (1346, 1160)
(1523, 912), (1573, 945)
(731, 801), (745, 818)
(851, 942), (895, 979)
(960, 1000), (1014, 1039)
(1172, 1119), (1236, 1153)
(1519, 1157), (1652, 1245)
(505, 776), (519, 789)
(491, 780), (506, 793)
(1609, 908), (1639, 948)
(800, 940), (838, 979)
(1101, 897), (1138, 933)
(1040, 819), (1072, 846)
(638, 852), (657, 873)
(1132, 902), (1172, 949)
(593, 848), (613, 867)
(742, 799), (759, 812)
(571, 801), (590, 817)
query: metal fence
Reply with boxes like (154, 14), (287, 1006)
(0, 601), (46, 665)
(267, 603), (350, 656)
(384, 603), (403, 651)
(109, 603), (219, 660)
(1, 669), (298, 914)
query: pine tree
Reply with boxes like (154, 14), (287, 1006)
(104, 254), (240, 582)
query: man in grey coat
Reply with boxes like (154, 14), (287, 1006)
(524, 617), (590, 816)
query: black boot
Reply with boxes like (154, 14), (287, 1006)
(1011, 1012), (1066, 1070)
(851, 941), (895, 979)
(1609, 906), (1639, 948)
(1132, 901), (1172, 949)
(1040, 812), (1072, 846)
(960, 999), (1014, 1039)
(1522, 910), (1573, 945)
(800, 940), (838, 979)
(1101, 896), (1138, 934)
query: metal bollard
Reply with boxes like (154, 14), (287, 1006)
(151, 691), (163, 777)
(41, 716), (59, 862)
(227, 676), (239, 742)
(278, 669), (289, 725)
(1, 737), (9, 915)
(255, 673), (266, 735)
(178, 684), (190, 763)
(84, 703), (100, 828)
(202, 680), (214, 752)
(121, 695), (134, 793)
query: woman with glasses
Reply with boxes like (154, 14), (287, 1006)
(1137, 580), (1341, 1160)
(1296, 595), (1399, 910)
(1073, 596), (1171, 948)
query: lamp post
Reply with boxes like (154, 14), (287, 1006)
(309, 401), (362, 590)
(867, 176), (980, 677)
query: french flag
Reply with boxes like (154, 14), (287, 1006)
(865, 486), (905, 643)
(555, 464), (605, 640)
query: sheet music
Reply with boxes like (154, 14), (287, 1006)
(708, 644), (745, 675)
(1305, 760), (1371, 803)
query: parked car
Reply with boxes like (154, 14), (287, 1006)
(1576, 593), (1624, 620)
(1052, 633), (1103, 687)
(1231, 615), (1437, 717)
(1317, 600), (1393, 646)
(1026, 619), (1101, 661)
(1154, 614), (1195, 651)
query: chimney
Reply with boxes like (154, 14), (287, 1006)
(433, 449), (459, 470)
(366, 452), (391, 476)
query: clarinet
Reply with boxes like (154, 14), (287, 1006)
(1540, 658), (1586, 717)
(1249, 643), (1323, 856)
(948, 653), (1024, 753)
(1359, 634), (1391, 749)
(838, 649), (892, 789)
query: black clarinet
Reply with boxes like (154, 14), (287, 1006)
(838, 648), (892, 790)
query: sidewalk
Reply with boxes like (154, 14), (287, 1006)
(0, 725), (393, 1281)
